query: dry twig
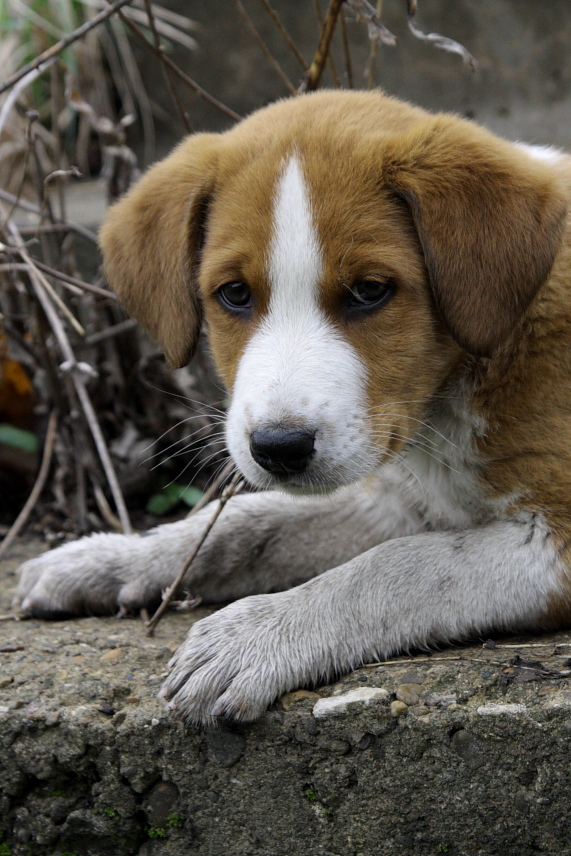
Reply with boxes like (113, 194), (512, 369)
(4, 218), (133, 534)
(339, 8), (354, 88)
(234, 0), (297, 96)
(142, 0), (192, 133)
(259, 0), (309, 71)
(0, 0), (136, 96)
(145, 471), (244, 636)
(0, 410), (58, 561)
(185, 459), (236, 518)
(113, 6), (241, 122)
(299, 0), (345, 93)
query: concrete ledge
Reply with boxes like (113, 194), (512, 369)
(3, 540), (571, 856)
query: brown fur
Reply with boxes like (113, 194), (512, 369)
(100, 90), (571, 624)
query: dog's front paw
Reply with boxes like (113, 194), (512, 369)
(15, 532), (165, 618)
(159, 591), (316, 726)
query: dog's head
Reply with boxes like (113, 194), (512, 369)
(100, 91), (566, 494)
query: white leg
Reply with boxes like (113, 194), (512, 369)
(15, 477), (419, 617)
(160, 513), (561, 725)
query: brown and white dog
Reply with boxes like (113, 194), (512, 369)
(16, 91), (571, 726)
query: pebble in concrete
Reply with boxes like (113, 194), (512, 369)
(390, 700), (408, 718)
(395, 683), (423, 706)
(477, 703), (527, 716)
(312, 687), (389, 718)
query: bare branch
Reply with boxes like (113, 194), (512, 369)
(339, 8), (354, 88)
(0, 0), (136, 96)
(32, 260), (118, 300)
(142, 0), (192, 133)
(114, 8), (241, 122)
(145, 472), (244, 635)
(299, 0), (345, 93)
(5, 219), (133, 534)
(0, 411), (58, 561)
(234, 0), (298, 96)
(259, 0), (309, 71)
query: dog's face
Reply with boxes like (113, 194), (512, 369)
(200, 148), (452, 492)
(100, 92), (566, 494)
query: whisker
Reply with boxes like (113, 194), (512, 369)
(140, 416), (226, 462)
(368, 409), (460, 451)
(139, 379), (228, 416)
(167, 432), (227, 460)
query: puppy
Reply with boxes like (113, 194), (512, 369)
(16, 91), (571, 726)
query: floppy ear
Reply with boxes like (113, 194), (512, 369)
(99, 133), (219, 367)
(384, 116), (567, 356)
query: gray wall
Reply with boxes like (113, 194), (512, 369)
(135, 0), (571, 160)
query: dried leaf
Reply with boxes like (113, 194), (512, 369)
(406, 0), (477, 71)
(499, 655), (560, 687)
(345, 0), (397, 46)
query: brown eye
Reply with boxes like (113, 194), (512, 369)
(217, 281), (252, 311)
(346, 278), (395, 315)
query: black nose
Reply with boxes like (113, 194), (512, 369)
(249, 427), (315, 474)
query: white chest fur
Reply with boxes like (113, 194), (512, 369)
(390, 393), (495, 531)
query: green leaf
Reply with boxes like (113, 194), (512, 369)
(0, 423), (38, 454)
(178, 485), (204, 507)
(145, 483), (204, 516)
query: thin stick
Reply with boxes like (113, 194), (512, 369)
(142, 0), (192, 133)
(93, 483), (123, 531)
(0, 189), (41, 215)
(259, 0), (308, 70)
(146, 472), (244, 636)
(0, 115), (35, 230)
(16, 223), (99, 245)
(362, 655), (486, 668)
(366, 0), (383, 88)
(0, 190), (99, 245)
(185, 459), (236, 518)
(5, 220), (132, 534)
(32, 260), (117, 300)
(340, 8), (354, 87)
(114, 9), (241, 122)
(20, 257), (86, 336)
(85, 319), (138, 345)
(0, 0), (135, 96)
(299, 0), (344, 92)
(310, 0), (341, 88)
(234, 0), (297, 96)
(5, 237), (87, 333)
(0, 410), (58, 561)
(0, 60), (57, 135)
(487, 641), (571, 650)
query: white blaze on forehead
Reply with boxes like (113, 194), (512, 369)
(225, 152), (376, 491)
(269, 154), (322, 311)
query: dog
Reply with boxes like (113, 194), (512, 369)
(15, 90), (571, 726)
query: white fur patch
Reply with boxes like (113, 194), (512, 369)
(225, 154), (377, 492)
(269, 154), (322, 312)
(514, 142), (564, 165)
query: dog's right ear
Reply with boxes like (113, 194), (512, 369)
(99, 133), (219, 368)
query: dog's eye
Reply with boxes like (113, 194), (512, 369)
(217, 281), (252, 311)
(347, 278), (395, 310)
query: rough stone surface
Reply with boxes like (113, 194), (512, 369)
(4, 539), (571, 855)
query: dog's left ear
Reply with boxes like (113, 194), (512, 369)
(384, 116), (567, 356)
(100, 133), (219, 367)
